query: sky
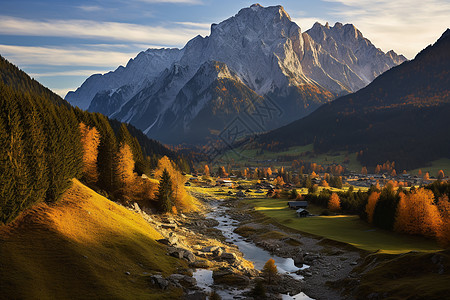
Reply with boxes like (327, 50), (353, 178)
(1, 0), (449, 97)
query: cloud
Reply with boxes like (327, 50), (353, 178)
(173, 21), (211, 29)
(29, 69), (112, 78)
(323, 0), (450, 58)
(0, 44), (137, 67)
(77, 5), (102, 12)
(0, 16), (210, 47)
(291, 11), (329, 32)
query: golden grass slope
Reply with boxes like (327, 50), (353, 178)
(0, 179), (186, 299)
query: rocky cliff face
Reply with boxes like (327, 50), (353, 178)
(66, 4), (406, 144)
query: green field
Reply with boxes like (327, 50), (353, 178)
(213, 143), (363, 172)
(244, 197), (442, 254)
(409, 157), (450, 177)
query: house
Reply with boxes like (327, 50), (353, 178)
(216, 179), (233, 187)
(287, 201), (308, 209)
(296, 208), (310, 218)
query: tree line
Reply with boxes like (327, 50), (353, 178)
(0, 55), (192, 224)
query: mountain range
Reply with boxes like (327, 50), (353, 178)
(256, 29), (450, 170)
(66, 4), (406, 144)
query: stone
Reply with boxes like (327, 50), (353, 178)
(212, 248), (223, 257)
(125, 271), (131, 275)
(133, 202), (141, 213)
(183, 250), (196, 263)
(149, 275), (169, 290)
(350, 262), (358, 265)
(182, 292), (207, 300)
(162, 223), (178, 230)
(201, 246), (219, 253)
(221, 252), (237, 262)
(189, 260), (212, 269)
(168, 247), (185, 259)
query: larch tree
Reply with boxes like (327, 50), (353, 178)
(361, 167), (368, 175)
(115, 143), (136, 200)
(394, 192), (411, 233)
(366, 191), (380, 224)
(262, 258), (278, 284)
(438, 170), (445, 180)
(204, 164), (210, 176)
(328, 193), (341, 211)
(79, 123), (100, 185)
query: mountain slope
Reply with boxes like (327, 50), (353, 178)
(0, 179), (185, 299)
(257, 29), (450, 170)
(66, 4), (405, 144)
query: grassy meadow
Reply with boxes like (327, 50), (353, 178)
(189, 181), (441, 254)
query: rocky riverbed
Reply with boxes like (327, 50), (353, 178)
(127, 190), (362, 299)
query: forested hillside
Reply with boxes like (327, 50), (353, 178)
(257, 29), (450, 171)
(0, 55), (191, 224)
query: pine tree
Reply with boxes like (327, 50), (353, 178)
(156, 168), (173, 213)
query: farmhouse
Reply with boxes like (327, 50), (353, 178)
(296, 208), (310, 218)
(216, 179), (233, 187)
(287, 201), (308, 209)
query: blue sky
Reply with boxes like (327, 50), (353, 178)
(1, 0), (449, 97)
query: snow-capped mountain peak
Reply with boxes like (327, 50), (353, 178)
(66, 4), (406, 144)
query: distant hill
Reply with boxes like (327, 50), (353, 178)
(257, 29), (450, 171)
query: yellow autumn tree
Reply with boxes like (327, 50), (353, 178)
(394, 192), (411, 233)
(437, 195), (450, 246)
(262, 258), (278, 284)
(394, 188), (442, 238)
(272, 176), (285, 186)
(154, 156), (199, 211)
(267, 167), (273, 177)
(366, 191), (380, 224)
(204, 164), (210, 176)
(328, 193), (341, 211)
(115, 143), (136, 200)
(79, 123), (100, 185)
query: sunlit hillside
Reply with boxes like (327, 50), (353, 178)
(0, 179), (186, 299)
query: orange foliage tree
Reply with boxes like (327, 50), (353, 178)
(272, 176), (285, 186)
(366, 191), (380, 224)
(328, 193), (341, 211)
(438, 170), (445, 180)
(437, 195), (450, 246)
(115, 143), (136, 200)
(79, 123), (100, 185)
(394, 188), (442, 238)
(262, 258), (278, 284)
(361, 167), (368, 175)
(204, 164), (210, 176)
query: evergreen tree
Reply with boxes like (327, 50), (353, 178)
(156, 168), (173, 213)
